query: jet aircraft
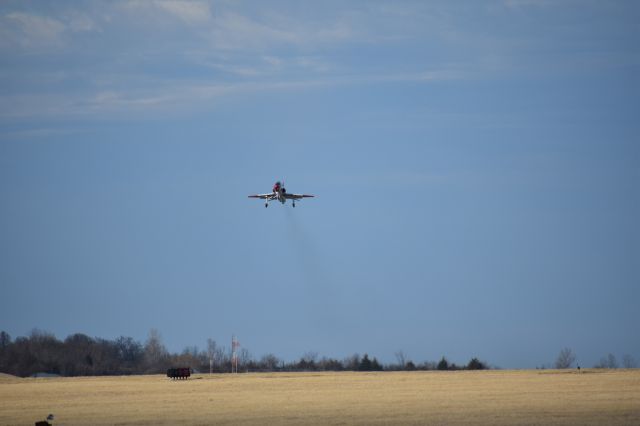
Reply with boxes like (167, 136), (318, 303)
(248, 181), (314, 208)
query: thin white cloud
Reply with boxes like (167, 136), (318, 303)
(207, 11), (300, 49)
(66, 12), (98, 33)
(114, 1), (352, 51)
(5, 1), (627, 126)
(0, 68), (463, 121)
(262, 56), (283, 67)
(0, 3), (417, 55)
(3, 12), (66, 48)
(154, 0), (212, 25)
(294, 56), (333, 73)
(117, 0), (213, 29)
(0, 9), (102, 51)
(92, 91), (171, 108)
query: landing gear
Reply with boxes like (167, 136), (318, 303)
(265, 202), (268, 208)
(292, 201), (296, 208)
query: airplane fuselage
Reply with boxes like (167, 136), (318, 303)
(248, 181), (314, 208)
(272, 182), (287, 204)
(274, 188), (287, 204)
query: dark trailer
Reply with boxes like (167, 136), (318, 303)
(167, 367), (191, 380)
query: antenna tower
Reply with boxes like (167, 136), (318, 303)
(231, 335), (240, 373)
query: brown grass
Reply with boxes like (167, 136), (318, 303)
(1, 369), (639, 425)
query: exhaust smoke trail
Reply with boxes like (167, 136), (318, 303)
(283, 207), (344, 330)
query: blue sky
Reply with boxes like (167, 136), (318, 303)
(1, 1), (639, 368)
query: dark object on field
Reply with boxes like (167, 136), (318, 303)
(167, 367), (191, 380)
(35, 413), (54, 425)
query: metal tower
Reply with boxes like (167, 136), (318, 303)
(231, 335), (240, 373)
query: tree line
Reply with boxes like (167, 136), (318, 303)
(550, 347), (638, 370)
(0, 329), (488, 377)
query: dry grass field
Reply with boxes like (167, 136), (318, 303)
(1, 369), (639, 425)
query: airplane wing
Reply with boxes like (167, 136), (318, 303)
(248, 193), (276, 199)
(283, 193), (315, 200)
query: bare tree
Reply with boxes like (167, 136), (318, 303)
(317, 356), (343, 371)
(297, 352), (319, 371)
(239, 348), (252, 370)
(302, 351), (318, 364)
(606, 353), (618, 369)
(260, 353), (280, 371)
(622, 354), (637, 369)
(114, 336), (143, 373)
(28, 329), (62, 375)
(182, 346), (199, 357)
(206, 338), (217, 374)
(0, 331), (11, 373)
(343, 354), (360, 371)
(420, 361), (437, 370)
(0, 331), (10, 349)
(144, 329), (168, 373)
(595, 353), (619, 369)
(554, 348), (576, 369)
(395, 350), (407, 369)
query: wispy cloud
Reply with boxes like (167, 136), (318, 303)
(122, 0), (212, 26)
(65, 11), (98, 33)
(118, 3), (358, 50)
(0, 8), (101, 52)
(2, 1), (635, 125)
(0, 68), (464, 121)
(2, 12), (66, 48)
(155, 0), (212, 25)
(204, 11), (305, 50)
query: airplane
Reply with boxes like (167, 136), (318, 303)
(248, 181), (315, 208)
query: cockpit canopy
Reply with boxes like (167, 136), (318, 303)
(273, 181), (286, 193)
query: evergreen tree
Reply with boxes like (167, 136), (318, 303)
(358, 354), (372, 371)
(467, 358), (487, 370)
(437, 356), (449, 370)
(371, 357), (383, 371)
